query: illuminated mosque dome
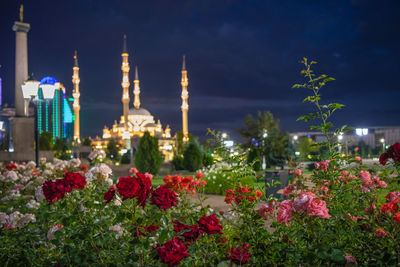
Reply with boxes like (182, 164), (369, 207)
(129, 107), (151, 116)
(40, 76), (58, 85)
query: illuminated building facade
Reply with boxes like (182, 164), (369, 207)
(92, 35), (178, 161)
(37, 76), (74, 141)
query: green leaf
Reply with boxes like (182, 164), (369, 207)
(217, 261), (230, 267)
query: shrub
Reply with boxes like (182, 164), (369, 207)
(120, 150), (130, 164)
(247, 148), (261, 171)
(183, 142), (202, 172)
(134, 132), (162, 174)
(172, 154), (184, 170)
(202, 153), (214, 167)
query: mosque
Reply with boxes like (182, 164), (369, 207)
(92, 35), (189, 161)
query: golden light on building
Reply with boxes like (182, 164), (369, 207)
(72, 50), (80, 142)
(181, 55), (189, 142)
(121, 34), (130, 126)
(92, 35), (177, 161)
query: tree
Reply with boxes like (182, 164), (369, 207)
(106, 139), (120, 161)
(82, 137), (92, 146)
(134, 132), (162, 174)
(54, 138), (70, 160)
(39, 132), (53, 150)
(183, 142), (202, 172)
(238, 111), (289, 168)
(297, 137), (320, 161)
(172, 154), (184, 170)
(247, 148), (261, 171)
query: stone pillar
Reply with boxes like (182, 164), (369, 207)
(9, 116), (34, 158)
(12, 21), (30, 117)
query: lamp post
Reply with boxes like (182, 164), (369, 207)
(380, 138), (385, 153)
(262, 130), (268, 170)
(21, 75), (40, 165)
(22, 76), (56, 166)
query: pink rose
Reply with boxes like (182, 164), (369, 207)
(361, 186), (370, 193)
(283, 185), (296, 196)
(294, 169), (302, 176)
(341, 170), (349, 176)
(258, 202), (275, 219)
(359, 171), (372, 186)
(375, 228), (387, 237)
(378, 180), (387, 188)
(129, 168), (139, 175)
(355, 156), (361, 161)
(293, 192), (315, 213)
(307, 198), (330, 219)
(276, 200), (293, 226)
(345, 253), (357, 265)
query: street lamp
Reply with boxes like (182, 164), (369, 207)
(221, 132), (227, 139)
(21, 75), (40, 166)
(21, 76), (40, 116)
(380, 138), (385, 152)
(262, 130), (268, 170)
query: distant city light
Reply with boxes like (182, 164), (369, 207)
(293, 135), (298, 140)
(356, 128), (369, 136)
(222, 132), (227, 139)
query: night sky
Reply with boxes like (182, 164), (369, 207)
(1, 0), (399, 141)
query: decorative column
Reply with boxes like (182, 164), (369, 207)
(133, 66), (140, 109)
(121, 34), (130, 125)
(72, 50), (80, 141)
(181, 55), (189, 142)
(9, 5), (35, 159)
(12, 8), (30, 117)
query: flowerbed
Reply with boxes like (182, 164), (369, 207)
(1, 150), (400, 265)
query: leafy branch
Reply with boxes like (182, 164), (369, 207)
(293, 58), (350, 156)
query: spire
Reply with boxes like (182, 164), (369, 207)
(133, 65), (141, 109)
(182, 54), (186, 70)
(135, 65), (139, 80)
(74, 50), (79, 67)
(123, 34), (127, 53)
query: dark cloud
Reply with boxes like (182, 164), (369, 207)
(0, 0), (399, 142)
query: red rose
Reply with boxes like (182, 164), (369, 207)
(393, 212), (400, 224)
(385, 191), (400, 203)
(380, 202), (398, 214)
(195, 172), (204, 179)
(135, 172), (153, 207)
(116, 176), (140, 200)
(104, 186), (116, 203)
(42, 179), (65, 203)
(228, 243), (251, 265)
(78, 165), (88, 172)
(375, 228), (387, 237)
(151, 185), (178, 210)
(198, 214), (222, 235)
(379, 152), (389, 166)
(64, 172), (87, 191)
(156, 238), (189, 267)
(173, 220), (200, 243)
(132, 222), (159, 237)
(6, 163), (17, 170)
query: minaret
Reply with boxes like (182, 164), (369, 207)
(180, 55), (189, 141)
(121, 34), (130, 124)
(133, 65), (140, 109)
(72, 50), (80, 142)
